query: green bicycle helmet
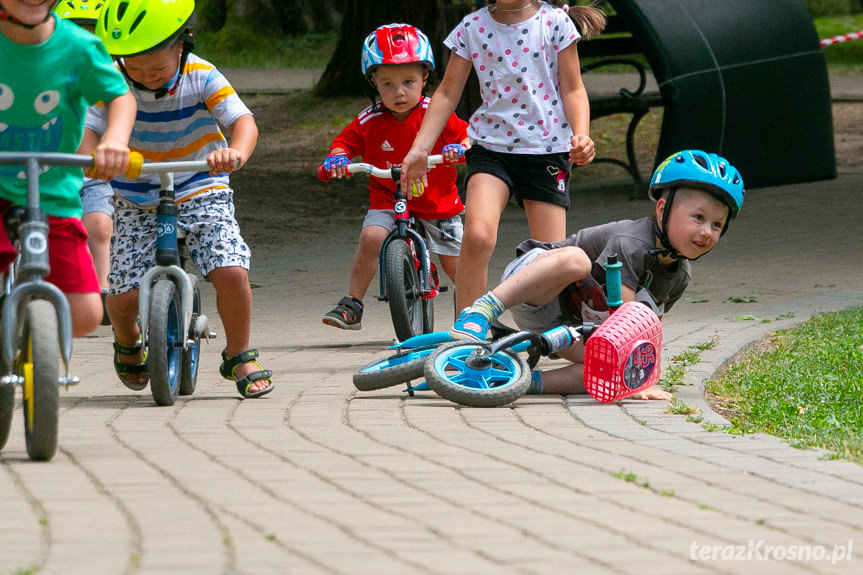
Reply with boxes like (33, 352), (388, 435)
(96, 0), (195, 57)
(55, 0), (104, 26)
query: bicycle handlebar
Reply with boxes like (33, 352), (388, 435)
(316, 154), (462, 182)
(0, 151), (229, 180)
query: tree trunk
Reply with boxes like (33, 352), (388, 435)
(314, 0), (443, 97)
(195, 0), (227, 33)
(272, 0), (308, 36)
(208, 0), (285, 51)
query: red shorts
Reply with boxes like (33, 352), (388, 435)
(0, 201), (99, 294)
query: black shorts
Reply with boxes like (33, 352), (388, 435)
(464, 145), (572, 210)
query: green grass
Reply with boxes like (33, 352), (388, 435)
(708, 306), (863, 463)
(195, 32), (336, 69)
(814, 14), (863, 75)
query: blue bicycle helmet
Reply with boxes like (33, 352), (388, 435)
(361, 23), (435, 79)
(649, 150), (744, 220)
(647, 150), (744, 258)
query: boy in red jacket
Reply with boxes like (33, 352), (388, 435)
(321, 23), (469, 330)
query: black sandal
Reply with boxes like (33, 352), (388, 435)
(113, 336), (149, 391)
(219, 348), (273, 398)
(322, 296), (363, 330)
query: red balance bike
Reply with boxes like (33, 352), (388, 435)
(318, 155), (461, 341)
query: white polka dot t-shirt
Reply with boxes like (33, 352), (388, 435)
(444, 3), (580, 154)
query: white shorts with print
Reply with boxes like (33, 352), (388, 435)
(109, 189), (251, 295)
(363, 209), (463, 257)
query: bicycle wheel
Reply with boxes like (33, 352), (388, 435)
(148, 279), (183, 406)
(19, 300), (59, 461)
(422, 298), (434, 334)
(0, 380), (14, 451)
(425, 341), (531, 407)
(179, 277), (201, 396)
(353, 345), (437, 391)
(386, 239), (423, 341)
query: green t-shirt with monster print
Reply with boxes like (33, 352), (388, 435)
(0, 15), (128, 218)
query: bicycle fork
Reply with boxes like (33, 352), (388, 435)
(0, 214), (77, 386)
(137, 177), (212, 349)
(377, 175), (434, 301)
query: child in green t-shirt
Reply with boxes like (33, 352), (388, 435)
(0, 0), (135, 336)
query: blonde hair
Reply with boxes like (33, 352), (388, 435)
(487, 1), (607, 38)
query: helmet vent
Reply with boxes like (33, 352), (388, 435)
(692, 154), (709, 170)
(116, 1), (128, 20)
(718, 162), (727, 177)
(128, 10), (145, 34)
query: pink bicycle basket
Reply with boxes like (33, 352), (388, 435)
(583, 301), (663, 402)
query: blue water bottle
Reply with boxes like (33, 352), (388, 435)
(603, 253), (623, 312)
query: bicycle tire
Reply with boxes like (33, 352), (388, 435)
(422, 298), (434, 334)
(20, 300), (59, 461)
(424, 341), (531, 407)
(385, 239), (423, 341)
(0, 378), (14, 451)
(180, 276), (201, 396)
(353, 345), (437, 391)
(148, 279), (183, 406)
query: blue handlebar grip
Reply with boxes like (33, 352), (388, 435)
(603, 253), (623, 310)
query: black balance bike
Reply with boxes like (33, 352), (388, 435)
(318, 155), (461, 341)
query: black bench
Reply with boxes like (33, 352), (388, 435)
(578, 16), (664, 194)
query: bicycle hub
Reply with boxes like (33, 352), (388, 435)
(464, 348), (493, 370)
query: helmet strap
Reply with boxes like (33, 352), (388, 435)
(119, 36), (194, 100)
(648, 188), (684, 260)
(0, 3), (57, 29)
(648, 188), (717, 262)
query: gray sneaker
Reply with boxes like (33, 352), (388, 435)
(322, 296), (363, 330)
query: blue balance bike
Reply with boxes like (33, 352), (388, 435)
(125, 154), (217, 406)
(353, 255), (663, 407)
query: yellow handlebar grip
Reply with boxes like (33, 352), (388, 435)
(125, 152), (144, 179)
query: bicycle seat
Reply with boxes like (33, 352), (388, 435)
(3, 205), (26, 243)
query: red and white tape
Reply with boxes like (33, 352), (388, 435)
(820, 30), (863, 46)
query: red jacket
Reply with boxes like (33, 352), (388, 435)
(331, 97), (468, 219)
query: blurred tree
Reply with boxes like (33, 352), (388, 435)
(195, 0), (341, 48)
(314, 0), (442, 97)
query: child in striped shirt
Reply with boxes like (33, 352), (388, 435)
(85, 0), (273, 398)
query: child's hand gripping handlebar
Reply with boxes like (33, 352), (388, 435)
(124, 152), (237, 178)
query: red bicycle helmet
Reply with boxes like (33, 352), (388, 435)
(361, 23), (435, 79)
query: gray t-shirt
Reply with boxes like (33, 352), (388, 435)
(514, 217), (691, 320)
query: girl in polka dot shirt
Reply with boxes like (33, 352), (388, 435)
(401, 0), (605, 313)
